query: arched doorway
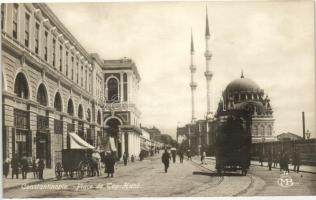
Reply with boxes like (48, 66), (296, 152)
(106, 118), (122, 159)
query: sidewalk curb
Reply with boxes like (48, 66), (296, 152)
(3, 158), (152, 191)
(199, 157), (316, 174)
(251, 163), (316, 175)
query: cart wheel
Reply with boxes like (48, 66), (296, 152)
(77, 162), (84, 179)
(55, 163), (63, 180)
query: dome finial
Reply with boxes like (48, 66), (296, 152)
(241, 69), (244, 78)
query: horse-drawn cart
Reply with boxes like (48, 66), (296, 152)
(55, 132), (95, 180)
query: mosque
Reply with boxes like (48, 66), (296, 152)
(177, 8), (276, 155)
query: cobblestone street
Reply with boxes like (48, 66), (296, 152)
(4, 155), (316, 198)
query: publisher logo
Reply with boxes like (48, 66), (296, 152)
(277, 172), (294, 188)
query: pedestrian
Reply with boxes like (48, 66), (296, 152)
(187, 150), (192, 161)
(139, 152), (143, 161)
(273, 152), (279, 167)
(3, 158), (10, 178)
(21, 155), (29, 179)
(31, 157), (38, 179)
(104, 151), (116, 178)
(201, 152), (206, 165)
(283, 152), (290, 173)
(179, 151), (184, 163)
(172, 151), (176, 163)
(259, 152), (264, 166)
(292, 151), (297, 172)
(162, 149), (171, 173)
(11, 154), (19, 179)
(267, 152), (272, 171)
(279, 152), (284, 171)
(293, 151), (301, 173)
(123, 152), (128, 166)
(38, 159), (45, 180)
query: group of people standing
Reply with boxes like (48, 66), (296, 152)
(261, 150), (301, 173)
(3, 154), (45, 180)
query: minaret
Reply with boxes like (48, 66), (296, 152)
(190, 30), (197, 123)
(204, 7), (213, 119)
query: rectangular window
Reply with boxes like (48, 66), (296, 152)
(52, 38), (56, 66)
(71, 56), (74, 80)
(1, 4), (5, 30)
(66, 51), (69, 76)
(44, 31), (48, 61)
(59, 45), (63, 71)
(35, 23), (40, 54)
(81, 66), (83, 87)
(13, 4), (18, 39)
(85, 69), (87, 89)
(76, 60), (79, 83)
(24, 13), (30, 47)
(88, 72), (91, 92)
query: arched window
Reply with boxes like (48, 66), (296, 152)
(67, 99), (74, 116)
(107, 78), (119, 101)
(14, 72), (29, 99)
(123, 73), (128, 101)
(54, 92), (62, 112)
(97, 110), (101, 125)
(36, 84), (48, 106)
(78, 104), (83, 119)
(86, 108), (91, 122)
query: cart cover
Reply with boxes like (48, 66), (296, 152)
(69, 132), (95, 149)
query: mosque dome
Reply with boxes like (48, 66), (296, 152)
(225, 75), (261, 94)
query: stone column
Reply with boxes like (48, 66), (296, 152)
(29, 104), (38, 159)
(2, 97), (14, 159)
(120, 72), (124, 102)
(48, 109), (55, 168)
(121, 131), (125, 155)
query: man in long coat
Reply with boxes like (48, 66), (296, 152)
(11, 154), (19, 179)
(162, 149), (171, 173)
(104, 151), (116, 178)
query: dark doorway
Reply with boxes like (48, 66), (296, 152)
(36, 132), (51, 168)
(106, 118), (122, 159)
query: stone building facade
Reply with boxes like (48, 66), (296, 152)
(101, 58), (142, 159)
(1, 3), (141, 167)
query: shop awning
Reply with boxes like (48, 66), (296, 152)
(69, 132), (95, 149)
(141, 146), (150, 152)
(109, 137), (117, 151)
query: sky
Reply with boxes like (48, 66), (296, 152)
(48, 0), (315, 139)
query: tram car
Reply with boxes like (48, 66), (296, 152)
(215, 110), (252, 175)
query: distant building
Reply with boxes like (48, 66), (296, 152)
(101, 57), (142, 159)
(142, 126), (161, 141)
(277, 132), (303, 141)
